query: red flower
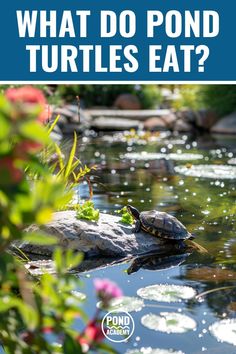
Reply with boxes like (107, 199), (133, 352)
(6, 86), (50, 123)
(84, 322), (104, 343)
(41, 326), (54, 334)
(77, 321), (104, 348)
(0, 156), (23, 183)
(15, 140), (43, 157)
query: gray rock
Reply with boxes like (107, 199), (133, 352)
(211, 112), (236, 134)
(174, 119), (193, 132)
(50, 129), (63, 144)
(177, 110), (197, 124)
(61, 123), (87, 134)
(85, 109), (171, 121)
(54, 106), (78, 122)
(52, 105), (91, 135)
(160, 112), (178, 129)
(14, 211), (175, 258)
(91, 117), (143, 131)
(144, 117), (167, 131)
(195, 110), (218, 130)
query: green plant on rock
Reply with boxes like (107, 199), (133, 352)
(117, 207), (134, 225)
(76, 201), (100, 222)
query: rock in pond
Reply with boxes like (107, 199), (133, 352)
(144, 117), (167, 131)
(114, 93), (141, 110)
(211, 111), (236, 134)
(90, 117), (142, 131)
(174, 119), (193, 132)
(13, 211), (180, 258)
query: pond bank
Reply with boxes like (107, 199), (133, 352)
(52, 104), (236, 135)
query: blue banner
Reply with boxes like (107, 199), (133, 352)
(0, 0), (235, 82)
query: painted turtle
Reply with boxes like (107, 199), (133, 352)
(127, 205), (194, 241)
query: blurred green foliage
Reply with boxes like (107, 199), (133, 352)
(1, 84), (236, 117)
(0, 88), (116, 354)
(200, 85), (236, 117)
(168, 84), (236, 117)
(172, 85), (202, 111)
(57, 84), (162, 108)
(2, 83), (236, 126)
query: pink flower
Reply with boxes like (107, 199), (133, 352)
(20, 331), (35, 344)
(94, 278), (122, 305)
(6, 86), (50, 123)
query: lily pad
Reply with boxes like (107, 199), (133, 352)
(124, 152), (203, 161)
(209, 319), (236, 346)
(228, 158), (236, 165)
(174, 164), (236, 179)
(71, 291), (86, 301)
(141, 312), (197, 334)
(97, 296), (144, 313)
(65, 291), (86, 307)
(126, 348), (185, 354)
(137, 284), (196, 303)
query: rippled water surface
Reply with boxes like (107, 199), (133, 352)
(72, 131), (236, 353)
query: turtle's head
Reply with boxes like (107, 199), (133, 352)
(127, 205), (140, 220)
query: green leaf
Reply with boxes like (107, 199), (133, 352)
(53, 248), (63, 273)
(17, 302), (39, 330)
(23, 232), (57, 246)
(47, 114), (60, 135)
(0, 114), (10, 140)
(0, 298), (38, 330)
(95, 343), (119, 354)
(62, 334), (83, 354)
(65, 250), (83, 269)
(54, 143), (65, 171)
(65, 132), (77, 178)
(19, 121), (50, 145)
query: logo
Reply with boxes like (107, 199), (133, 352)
(101, 310), (135, 343)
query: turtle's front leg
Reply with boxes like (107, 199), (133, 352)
(133, 220), (141, 233)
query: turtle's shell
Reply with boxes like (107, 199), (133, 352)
(139, 210), (191, 240)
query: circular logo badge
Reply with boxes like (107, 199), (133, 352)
(101, 310), (135, 343)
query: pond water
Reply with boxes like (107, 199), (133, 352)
(71, 130), (236, 353)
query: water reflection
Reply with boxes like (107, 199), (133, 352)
(127, 251), (191, 275)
